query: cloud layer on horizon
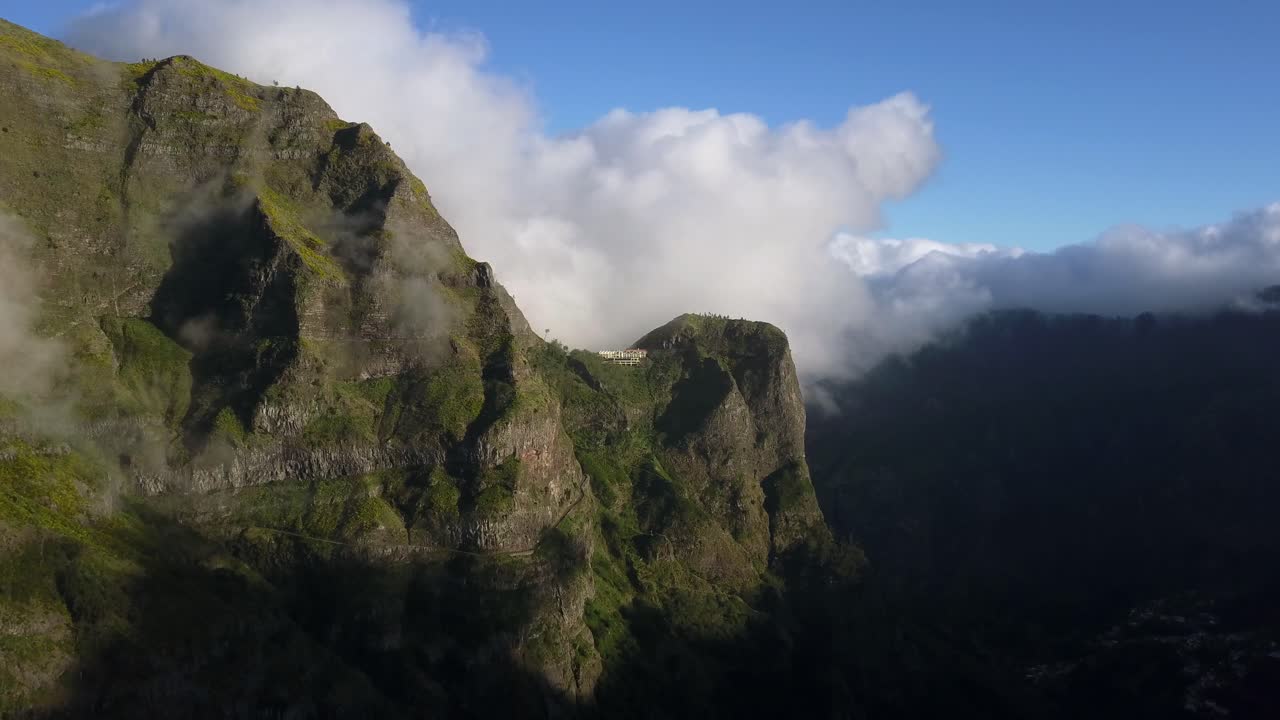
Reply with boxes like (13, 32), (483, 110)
(831, 203), (1280, 371)
(65, 0), (1280, 381)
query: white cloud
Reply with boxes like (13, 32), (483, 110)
(832, 203), (1280, 373)
(829, 235), (1015, 276)
(64, 1), (1280, 382)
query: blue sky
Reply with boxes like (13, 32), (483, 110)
(8, 0), (1279, 251)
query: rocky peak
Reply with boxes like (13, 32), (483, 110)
(632, 314), (824, 558)
(636, 313), (806, 459)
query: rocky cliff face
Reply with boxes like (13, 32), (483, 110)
(635, 315), (826, 557)
(0, 20), (836, 717)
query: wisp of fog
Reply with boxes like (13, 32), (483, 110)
(0, 213), (64, 404)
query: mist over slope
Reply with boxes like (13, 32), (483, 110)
(0, 214), (64, 402)
(65, 0), (1280, 381)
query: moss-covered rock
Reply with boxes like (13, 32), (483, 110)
(99, 316), (193, 424)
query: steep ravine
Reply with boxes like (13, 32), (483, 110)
(807, 308), (1280, 719)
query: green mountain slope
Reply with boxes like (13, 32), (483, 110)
(0, 20), (1039, 718)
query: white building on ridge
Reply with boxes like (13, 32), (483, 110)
(598, 349), (648, 366)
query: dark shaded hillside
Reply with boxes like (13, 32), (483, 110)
(808, 305), (1280, 717)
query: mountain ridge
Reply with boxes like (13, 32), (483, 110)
(0, 19), (892, 717)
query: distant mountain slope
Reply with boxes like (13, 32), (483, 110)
(808, 305), (1280, 718)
